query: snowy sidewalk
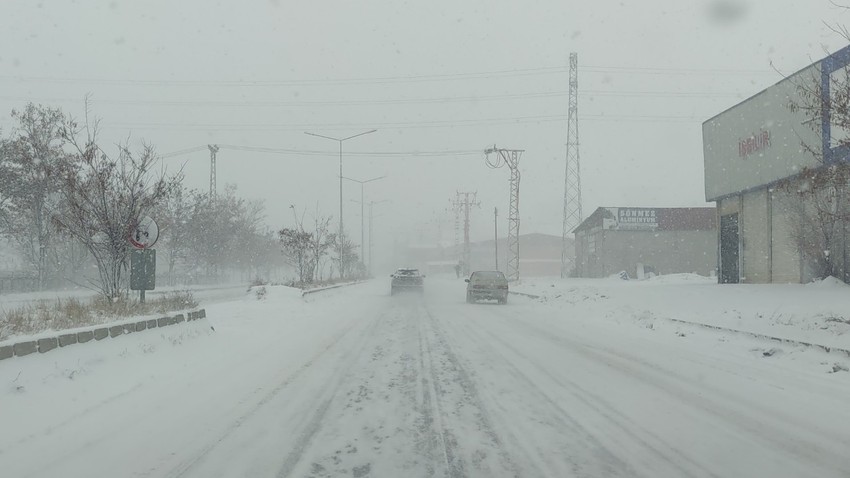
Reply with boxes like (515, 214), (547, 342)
(509, 274), (850, 353)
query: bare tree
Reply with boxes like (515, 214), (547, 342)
(0, 142), (11, 223)
(778, 168), (850, 279)
(0, 104), (67, 289)
(309, 213), (335, 282)
(0, 142), (13, 232)
(183, 185), (265, 282)
(54, 116), (181, 300)
(156, 185), (195, 286)
(279, 226), (313, 285)
(333, 232), (359, 280)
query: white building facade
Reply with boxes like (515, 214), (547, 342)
(703, 45), (850, 283)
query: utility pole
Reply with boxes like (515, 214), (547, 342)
(561, 52), (583, 278)
(450, 192), (480, 275)
(494, 207), (499, 271)
(207, 144), (219, 199)
(451, 198), (461, 261)
(485, 146), (524, 282)
(368, 199), (389, 276)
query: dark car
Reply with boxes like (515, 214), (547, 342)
(390, 268), (424, 295)
(465, 270), (509, 304)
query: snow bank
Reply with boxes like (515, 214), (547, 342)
(644, 272), (717, 284)
(805, 276), (849, 288)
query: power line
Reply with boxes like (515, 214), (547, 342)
(0, 92), (568, 107)
(0, 89), (742, 108)
(115, 113), (705, 133)
(0, 63), (778, 88)
(227, 145), (482, 157)
(160, 145), (208, 158)
(163, 144), (484, 159)
(0, 66), (568, 87)
(2, 113), (705, 137)
(583, 65), (778, 75)
(106, 114), (570, 132)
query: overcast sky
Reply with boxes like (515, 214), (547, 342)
(1, 0), (849, 255)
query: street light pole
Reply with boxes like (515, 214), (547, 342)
(494, 207), (499, 271)
(304, 129), (376, 278)
(343, 175), (385, 270)
(368, 199), (390, 276)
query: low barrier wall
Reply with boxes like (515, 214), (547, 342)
(0, 309), (207, 361)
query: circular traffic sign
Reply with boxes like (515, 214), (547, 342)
(129, 216), (159, 249)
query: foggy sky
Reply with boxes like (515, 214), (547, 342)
(1, 0), (848, 258)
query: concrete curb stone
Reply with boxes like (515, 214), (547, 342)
(59, 334), (78, 347)
(37, 337), (58, 353)
(13, 341), (37, 356)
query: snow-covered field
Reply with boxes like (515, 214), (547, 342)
(1, 276), (849, 477)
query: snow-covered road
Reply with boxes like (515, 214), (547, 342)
(2, 278), (850, 477)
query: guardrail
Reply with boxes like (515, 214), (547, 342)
(508, 290), (541, 299)
(301, 280), (368, 296)
(0, 309), (207, 362)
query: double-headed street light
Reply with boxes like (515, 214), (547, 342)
(343, 175), (385, 266)
(304, 129), (377, 277)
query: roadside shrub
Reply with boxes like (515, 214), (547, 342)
(0, 290), (200, 341)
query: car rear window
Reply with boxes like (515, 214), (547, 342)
(473, 271), (506, 280)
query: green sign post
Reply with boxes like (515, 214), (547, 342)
(130, 248), (156, 303)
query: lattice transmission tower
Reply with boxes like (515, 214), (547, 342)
(561, 52), (582, 278)
(207, 144), (219, 199)
(485, 146), (523, 282)
(451, 191), (479, 275)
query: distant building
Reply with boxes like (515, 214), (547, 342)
(703, 45), (850, 283)
(573, 207), (717, 278)
(470, 233), (570, 277)
(400, 233), (571, 278)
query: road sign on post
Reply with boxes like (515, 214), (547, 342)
(129, 216), (159, 303)
(130, 249), (156, 302)
(129, 216), (159, 249)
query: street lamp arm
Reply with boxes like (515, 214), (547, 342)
(341, 129), (377, 141)
(304, 131), (342, 142)
(341, 175), (386, 184)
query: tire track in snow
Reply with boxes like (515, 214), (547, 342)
(466, 319), (710, 478)
(162, 314), (369, 478)
(18, 313), (339, 478)
(274, 308), (389, 478)
(8, 382), (143, 451)
(416, 306), (460, 477)
(507, 315), (850, 476)
(420, 305), (523, 478)
(444, 313), (639, 477)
